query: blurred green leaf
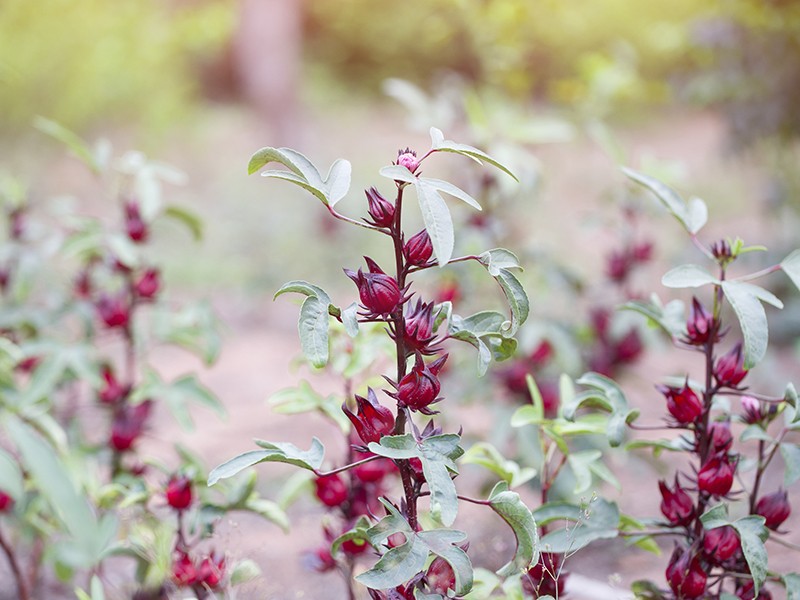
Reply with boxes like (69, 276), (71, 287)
(163, 204), (203, 241)
(461, 443), (536, 488)
(721, 281), (773, 369)
(489, 481), (539, 577)
(208, 438), (325, 485)
(414, 177), (455, 266)
(429, 127), (517, 181)
(661, 264), (718, 288)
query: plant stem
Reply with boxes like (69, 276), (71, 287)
(314, 454), (384, 477)
(731, 264), (781, 283)
(0, 524), (30, 600)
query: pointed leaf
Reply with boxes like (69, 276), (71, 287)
(461, 443), (536, 488)
(356, 533), (430, 590)
(260, 170), (328, 205)
(493, 268), (529, 334)
(538, 499), (619, 553)
(421, 177), (482, 211)
(163, 205), (203, 241)
(780, 443), (800, 487)
(341, 302), (360, 337)
(780, 249), (800, 293)
(567, 450), (602, 494)
(621, 295), (687, 339)
(662, 264), (718, 288)
(0, 448), (24, 501)
(783, 574), (800, 600)
(429, 127), (517, 181)
(489, 482), (540, 577)
(732, 516), (768, 595)
(721, 281), (770, 369)
(325, 158), (351, 207)
(379, 164), (417, 183)
(419, 529), (473, 596)
(622, 167), (690, 231)
(35, 117), (101, 173)
(478, 249), (523, 276)
(299, 296), (330, 368)
(208, 438), (325, 485)
(686, 196), (708, 234)
(414, 178), (454, 266)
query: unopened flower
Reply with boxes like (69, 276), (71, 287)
(353, 456), (395, 483)
(314, 474), (348, 507)
(134, 268), (160, 299)
(395, 354), (447, 413)
(658, 382), (703, 425)
(402, 300), (437, 353)
(196, 553), (225, 588)
(98, 364), (127, 405)
(708, 421), (733, 453)
(711, 239), (733, 263)
(403, 229), (433, 266)
(109, 401), (152, 451)
(165, 474), (193, 511)
(0, 489), (13, 512)
(125, 201), (148, 243)
(396, 148), (419, 173)
(659, 477), (694, 526)
(614, 328), (643, 364)
(741, 395), (765, 424)
(343, 388), (395, 445)
(697, 452), (735, 497)
(666, 547), (707, 599)
(632, 240), (654, 262)
(345, 258), (402, 316)
(714, 343), (748, 388)
(172, 551), (197, 586)
(703, 525), (740, 563)
(685, 297), (718, 346)
(755, 489), (790, 530)
(96, 293), (130, 329)
(529, 340), (553, 366)
(365, 187), (395, 228)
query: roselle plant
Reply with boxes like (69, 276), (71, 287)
(617, 169), (800, 599)
(208, 129), (559, 598)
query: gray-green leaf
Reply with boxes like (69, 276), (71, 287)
(721, 281), (771, 369)
(489, 482), (539, 577)
(662, 264), (718, 288)
(208, 438), (325, 485)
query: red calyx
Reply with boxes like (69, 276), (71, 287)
(685, 297), (718, 346)
(755, 489), (791, 530)
(395, 354), (447, 414)
(666, 548), (707, 599)
(196, 553), (225, 589)
(714, 342), (748, 388)
(365, 187), (395, 228)
(426, 556), (455, 594)
(402, 300), (438, 354)
(697, 452), (735, 497)
(99, 364), (127, 405)
(522, 553), (567, 598)
(109, 400), (152, 452)
(344, 258), (402, 316)
(172, 551), (197, 586)
(658, 477), (694, 526)
(96, 293), (130, 329)
(314, 473), (348, 507)
(0, 489), (14, 512)
(658, 382), (703, 425)
(343, 388), (394, 445)
(125, 201), (148, 243)
(165, 474), (193, 511)
(403, 229), (433, 266)
(703, 525), (740, 563)
(134, 268), (160, 299)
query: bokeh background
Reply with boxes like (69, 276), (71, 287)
(2, 1), (800, 598)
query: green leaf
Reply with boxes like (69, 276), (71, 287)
(740, 425), (774, 443)
(461, 443), (536, 489)
(567, 450), (602, 494)
(341, 302), (360, 337)
(325, 158), (352, 207)
(661, 264), (718, 288)
(700, 503), (730, 530)
(780, 249), (800, 294)
(163, 205), (203, 241)
(429, 127), (517, 181)
(0, 449), (23, 501)
(421, 177), (482, 211)
(732, 517), (768, 595)
(478, 248), (523, 277)
(132, 372), (224, 432)
(208, 438), (325, 485)
(274, 280), (332, 304)
(625, 437), (693, 456)
(34, 117), (101, 173)
(414, 178), (455, 266)
(631, 580), (667, 599)
(780, 443), (800, 487)
(449, 310), (512, 376)
(783, 573), (800, 600)
(299, 296), (330, 368)
(538, 499), (620, 553)
(331, 516), (372, 556)
(153, 300), (222, 366)
(379, 164), (417, 183)
(621, 295), (686, 339)
(463, 568), (500, 599)
(230, 559), (262, 586)
(489, 481), (540, 577)
(721, 281), (771, 369)
(565, 373), (637, 447)
(492, 268), (529, 335)
(244, 498), (290, 533)
(622, 167), (705, 234)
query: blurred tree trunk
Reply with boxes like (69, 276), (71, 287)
(233, 0), (303, 145)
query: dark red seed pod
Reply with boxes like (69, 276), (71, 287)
(314, 474), (348, 507)
(658, 477), (694, 526)
(697, 452), (735, 497)
(666, 548), (707, 599)
(365, 187), (395, 228)
(658, 382), (703, 425)
(403, 229), (433, 266)
(343, 388), (395, 445)
(165, 474), (193, 511)
(714, 343), (748, 388)
(344, 259), (402, 316)
(755, 489), (791, 530)
(685, 297), (718, 346)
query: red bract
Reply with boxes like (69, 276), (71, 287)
(172, 551), (197, 586)
(96, 293), (130, 329)
(0, 490), (13, 512)
(714, 343), (748, 388)
(396, 148), (419, 173)
(697, 452), (735, 497)
(314, 474), (348, 507)
(396, 354), (446, 413)
(109, 401), (152, 452)
(353, 456), (395, 483)
(125, 201), (148, 243)
(365, 187), (395, 228)
(685, 297), (717, 346)
(341, 536), (369, 556)
(659, 383), (703, 425)
(197, 553), (225, 588)
(658, 478), (694, 526)
(98, 364), (126, 405)
(703, 525), (740, 563)
(426, 556), (455, 594)
(708, 421), (733, 453)
(165, 474), (193, 511)
(403, 229), (433, 266)
(666, 548), (707, 599)
(755, 489), (791, 530)
(343, 388), (395, 445)
(403, 300), (437, 353)
(344, 258), (402, 316)
(735, 579), (773, 599)
(135, 268), (160, 299)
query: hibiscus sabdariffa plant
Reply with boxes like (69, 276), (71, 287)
(209, 129), (550, 598)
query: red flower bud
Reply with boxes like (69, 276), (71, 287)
(522, 553), (567, 598)
(755, 489), (791, 530)
(714, 343), (748, 388)
(353, 456), (395, 483)
(632, 241), (653, 262)
(529, 340), (553, 366)
(0, 489), (14, 512)
(426, 556), (455, 594)
(703, 525), (740, 563)
(436, 279), (460, 304)
(396, 148), (419, 173)
(685, 297), (718, 346)
(666, 548), (707, 599)
(403, 300), (437, 353)
(341, 536), (369, 556)
(306, 545), (337, 572)
(172, 551), (197, 586)
(614, 328), (643, 364)
(590, 307), (611, 340)
(314, 474), (348, 507)
(343, 388), (395, 445)
(125, 202), (148, 243)
(658, 382), (703, 425)
(606, 249), (632, 282)
(197, 553), (225, 588)
(134, 268), (160, 299)
(365, 187), (395, 228)
(96, 293), (130, 329)
(708, 421), (733, 453)
(697, 452), (735, 497)
(659, 478), (694, 526)
(403, 229), (433, 266)
(408, 457), (425, 483)
(396, 354), (446, 412)
(736, 579), (773, 599)
(74, 269), (93, 299)
(99, 364), (127, 405)
(711, 239), (733, 262)
(109, 401), (152, 452)
(345, 258), (402, 316)
(165, 474), (193, 511)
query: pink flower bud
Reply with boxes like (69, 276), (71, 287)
(697, 452), (735, 497)
(714, 343), (748, 388)
(659, 478), (694, 526)
(365, 187), (395, 228)
(658, 382), (703, 425)
(666, 548), (707, 599)
(96, 293), (130, 329)
(426, 556), (455, 594)
(403, 229), (433, 266)
(343, 388), (395, 445)
(396, 354), (446, 412)
(134, 268), (160, 299)
(172, 551), (197, 586)
(708, 421), (733, 453)
(197, 553), (225, 589)
(0, 489), (14, 512)
(685, 297), (718, 346)
(109, 401), (152, 452)
(344, 258), (402, 316)
(403, 300), (437, 353)
(165, 474), (193, 511)
(703, 525), (740, 563)
(396, 148), (419, 173)
(314, 474), (348, 507)
(125, 201), (148, 243)
(755, 489), (791, 530)
(741, 395), (764, 424)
